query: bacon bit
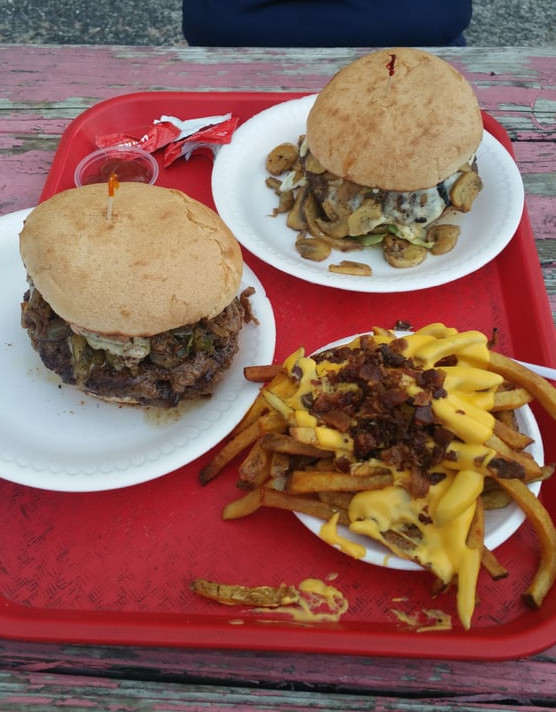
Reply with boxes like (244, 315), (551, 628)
(321, 409), (353, 433)
(488, 457), (525, 480)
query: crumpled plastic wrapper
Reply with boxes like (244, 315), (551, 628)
(96, 113), (239, 167)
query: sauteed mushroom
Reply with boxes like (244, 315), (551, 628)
(383, 236), (427, 268)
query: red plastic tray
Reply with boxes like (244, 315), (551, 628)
(2, 91), (556, 660)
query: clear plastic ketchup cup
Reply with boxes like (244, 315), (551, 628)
(74, 146), (159, 187)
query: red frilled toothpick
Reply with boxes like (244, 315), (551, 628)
(386, 53), (396, 94)
(386, 53), (396, 76)
(106, 171), (120, 221)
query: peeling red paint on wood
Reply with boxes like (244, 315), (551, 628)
(2, 640), (555, 698)
(2, 45), (554, 320)
(0, 44), (555, 707)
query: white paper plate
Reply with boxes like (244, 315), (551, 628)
(212, 94), (525, 293)
(294, 333), (542, 570)
(0, 208), (276, 493)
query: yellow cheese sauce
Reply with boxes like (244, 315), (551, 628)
(349, 478), (477, 583)
(348, 481), (481, 628)
(407, 328), (488, 369)
(281, 323), (499, 463)
(253, 578), (349, 623)
(390, 607), (453, 632)
(319, 512), (366, 559)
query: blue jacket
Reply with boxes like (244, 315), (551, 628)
(182, 1), (472, 47)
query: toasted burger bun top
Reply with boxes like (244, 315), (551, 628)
(306, 48), (483, 192)
(20, 182), (243, 337)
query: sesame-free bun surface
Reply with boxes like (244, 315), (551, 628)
(19, 183), (243, 336)
(306, 48), (483, 192)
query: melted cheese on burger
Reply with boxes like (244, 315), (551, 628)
(286, 139), (476, 243)
(70, 325), (151, 361)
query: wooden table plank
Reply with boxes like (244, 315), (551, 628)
(1, 640), (556, 701)
(0, 668), (553, 712)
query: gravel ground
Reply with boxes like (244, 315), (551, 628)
(0, 0), (554, 47)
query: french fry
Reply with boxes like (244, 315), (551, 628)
(229, 370), (294, 437)
(350, 460), (393, 477)
(456, 534), (482, 631)
(238, 440), (271, 487)
(288, 470), (392, 494)
(260, 487), (351, 526)
(200, 422), (261, 485)
(317, 491), (354, 510)
(485, 433), (542, 482)
(260, 432), (332, 458)
(191, 578), (299, 607)
(466, 495), (485, 550)
(313, 457), (340, 472)
(539, 464), (556, 482)
(204, 323), (556, 629)
(491, 475), (556, 608)
(228, 392), (269, 439)
(493, 420), (534, 451)
(371, 326), (396, 337)
(494, 408), (519, 430)
(222, 488), (263, 520)
(435, 469), (484, 528)
(492, 387), (532, 411)
(290, 425), (353, 454)
(268, 451), (291, 478)
(481, 486), (512, 510)
(229, 392), (269, 438)
(200, 410), (287, 485)
(243, 364), (284, 382)
(481, 547), (509, 580)
(487, 351), (556, 421)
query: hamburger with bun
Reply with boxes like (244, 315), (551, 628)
(268, 47), (484, 268)
(20, 182), (249, 407)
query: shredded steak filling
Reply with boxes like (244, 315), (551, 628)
(21, 287), (246, 407)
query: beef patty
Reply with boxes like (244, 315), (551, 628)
(21, 287), (247, 408)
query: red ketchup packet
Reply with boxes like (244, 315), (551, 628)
(161, 116), (239, 167)
(95, 113), (238, 166)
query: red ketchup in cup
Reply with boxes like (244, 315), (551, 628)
(74, 146), (159, 187)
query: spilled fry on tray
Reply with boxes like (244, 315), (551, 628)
(191, 576), (349, 623)
(200, 323), (556, 629)
(191, 578), (300, 607)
